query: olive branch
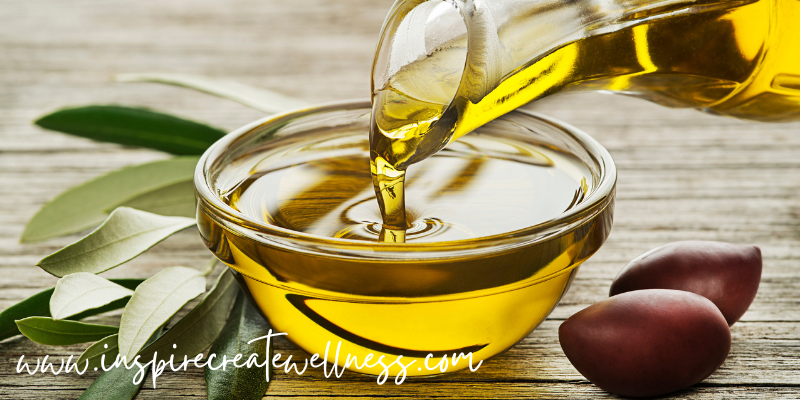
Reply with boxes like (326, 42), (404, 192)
(1, 74), (309, 400)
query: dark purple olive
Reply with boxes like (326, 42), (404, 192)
(559, 289), (731, 398)
(609, 241), (762, 325)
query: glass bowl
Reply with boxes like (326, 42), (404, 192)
(195, 100), (616, 377)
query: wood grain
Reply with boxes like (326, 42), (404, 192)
(2, 0), (800, 398)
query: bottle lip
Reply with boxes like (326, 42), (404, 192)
(194, 99), (616, 260)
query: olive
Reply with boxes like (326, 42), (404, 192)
(559, 289), (731, 398)
(609, 241), (762, 325)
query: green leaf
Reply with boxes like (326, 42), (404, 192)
(118, 266), (206, 360)
(78, 334), (119, 370)
(205, 294), (271, 400)
(0, 290), (52, 342)
(111, 180), (196, 218)
(50, 273), (135, 320)
(15, 317), (118, 345)
(22, 157), (198, 243)
(37, 207), (196, 277)
(34, 105), (226, 155)
(68, 279), (144, 320)
(138, 269), (238, 362)
(79, 328), (162, 400)
(115, 73), (309, 114)
(0, 279), (143, 342)
(78, 353), (140, 400)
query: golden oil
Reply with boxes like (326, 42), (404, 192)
(225, 133), (590, 243)
(196, 110), (614, 376)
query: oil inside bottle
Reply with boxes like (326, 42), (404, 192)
(369, 0), (800, 235)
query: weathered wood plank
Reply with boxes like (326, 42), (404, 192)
(2, 0), (800, 398)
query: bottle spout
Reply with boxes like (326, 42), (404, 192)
(370, 0), (505, 170)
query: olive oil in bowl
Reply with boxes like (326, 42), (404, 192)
(195, 101), (615, 376)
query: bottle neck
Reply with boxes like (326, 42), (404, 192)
(371, 0), (796, 172)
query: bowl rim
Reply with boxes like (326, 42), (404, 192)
(194, 99), (616, 255)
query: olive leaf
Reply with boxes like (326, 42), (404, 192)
(68, 279), (143, 321)
(0, 279), (143, 342)
(111, 180), (196, 218)
(21, 157), (198, 243)
(50, 273), (135, 320)
(37, 207), (196, 277)
(0, 289), (53, 342)
(15, 317), (118, 346)
(78, 354), (141, 400)
(115, 73), (309, 114)
(34, 105), (226, 155)
(138, 269), (238, 362)
(118, 266), (206, 360)
(78, 334), (119, 370)
(205, 294), (271, 400)
(79, 328), (162, 400)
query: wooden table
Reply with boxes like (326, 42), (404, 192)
(2, 0), (799, 398)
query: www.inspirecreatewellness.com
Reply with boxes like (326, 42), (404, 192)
(16, 330), (484, 386)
